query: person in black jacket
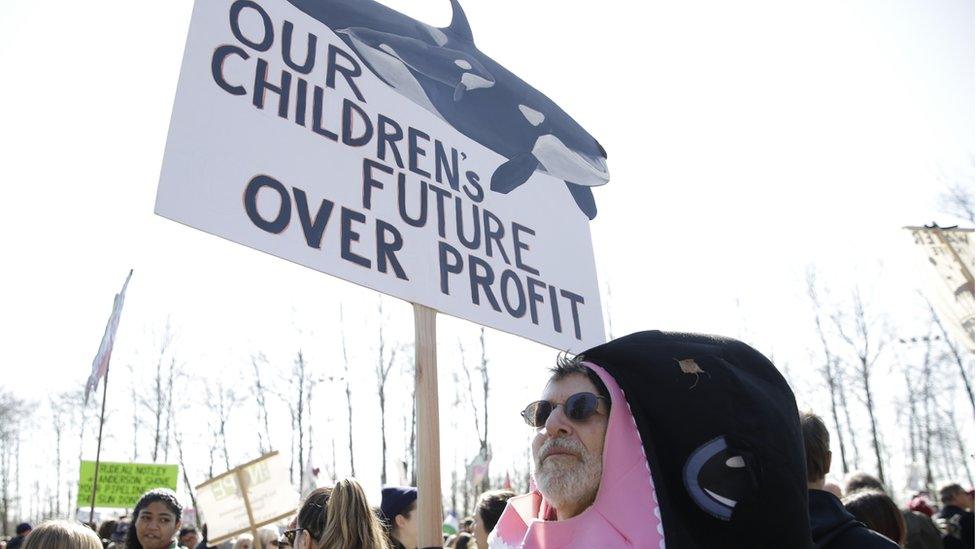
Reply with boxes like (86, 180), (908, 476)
(938, 483), (975, 549)
(801, 412), (900, 548)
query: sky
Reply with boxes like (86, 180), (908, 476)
(0, 0), (972, 515)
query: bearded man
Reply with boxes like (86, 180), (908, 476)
(489, 331), (814, 548)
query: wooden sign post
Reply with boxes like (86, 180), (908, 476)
(413, 304), (442, 548)
(234, 468), (261, 545)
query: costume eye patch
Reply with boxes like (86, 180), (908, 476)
(683, 436), (754, 521)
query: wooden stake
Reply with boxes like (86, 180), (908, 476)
(234, 468), (260, 544)
(413, 303), (442, 548)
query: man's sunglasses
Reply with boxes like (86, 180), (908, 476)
(520, 392), (608, 427)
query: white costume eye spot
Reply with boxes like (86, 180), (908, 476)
(705, 488), (738, 507)
(725, 456), (745, 468)
(518, 104), (545, 126)
(454, 59), (472, 70)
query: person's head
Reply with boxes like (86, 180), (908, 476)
(178, 526), (199, 548)
(254, 525), (279, 549)
(844, 471), (885, 495)
(800, 412), (831, 488)
(380, 486), (418, 548)
(112, 520), (131, 543)
(472, 490), (515, 549)
(22, 520), (101, 549)
(525, 354), (610, 520)
(459, 517), (474, 534)
(296, 480), (390, 549)
(909, 494), (935, 517)
(126, 488), (183, 549)
(15, 523), (32, 537)
(232, 534), (252, 549)
(939, 483), (970, 508)
(843, 490), (906, 545)
(97, 520), (118, 541)
(450, 532), (474, 549)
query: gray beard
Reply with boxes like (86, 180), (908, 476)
(533, 438), (603, 512)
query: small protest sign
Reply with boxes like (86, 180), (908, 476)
(77, 461), (178, 508)
(195, 452), (297, 544)
(156, 0), (606, 352)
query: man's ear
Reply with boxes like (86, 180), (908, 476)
(395, 513), (407, 528)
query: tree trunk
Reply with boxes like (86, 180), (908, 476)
(296, 352), (306, 489)
(825, 360), (849, 474)
(838, 380), (861, 469)
(929, 302), (975, 412)
(947, 407), (975, 487)
(340, 305), (356, 477)
(858, 354), (886, 485)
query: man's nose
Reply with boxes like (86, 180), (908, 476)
(542, 404), (573, 436)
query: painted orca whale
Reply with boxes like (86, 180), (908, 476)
(287, 0), (609, 219)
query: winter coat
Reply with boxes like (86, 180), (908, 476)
(809, 489), (900, 548)
(902, 509), (942, 549)
(938, 504), (975, 549)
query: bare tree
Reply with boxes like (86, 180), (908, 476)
(0, 389), (32, 536)
(48, 391), (83, 517)
(149, 326), (175, 462)
(807, 270), (850, 474)
(375, 300), (399, 485)
(458, 330), (491, 497)
(205, 382), (240, 473)
(927, 301), (975, 412)
(250, 353), (275, 455)
(339, 304), (356, 477)
(831, 287), (889, 485)
(938, 163), (975, 223)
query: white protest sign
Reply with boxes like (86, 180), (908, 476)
(157, 0), (605, 352)
(195, 452), (297, 544)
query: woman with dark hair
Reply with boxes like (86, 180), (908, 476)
(843, 490), (907, 546)
(288, 479), (389, 549)
(379, 486), (417, 549)
(472, 490), (515, 549)
(126, 488), (184, 549)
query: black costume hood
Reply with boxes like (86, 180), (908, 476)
(581, 331), (813, 548)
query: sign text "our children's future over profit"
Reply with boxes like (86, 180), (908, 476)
(210, 0), (590, 339)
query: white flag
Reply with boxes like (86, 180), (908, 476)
(85, 270), (133, 404)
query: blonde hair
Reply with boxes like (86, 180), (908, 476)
(23, 520), (102, 549)
(255, 525), (279, 547)
(232, 534), (253, 549)
(318, 478), (390, 549)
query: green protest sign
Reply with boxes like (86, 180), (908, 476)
(77, 461), (178, 508)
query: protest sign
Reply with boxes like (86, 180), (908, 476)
(195, 452), (297, 544)
(77, 461), (178, 508)
(906, 225), (974, 351)
(156, 0), (606, 353)
(159, 1), (611, 544)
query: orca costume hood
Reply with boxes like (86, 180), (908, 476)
(492, 331), (813, 548)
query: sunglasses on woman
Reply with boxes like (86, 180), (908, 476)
(520, 392), (608, 427)
(277, 528), (303, 547)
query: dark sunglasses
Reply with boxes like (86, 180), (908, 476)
(277, 528), (303, 547)
(521, 392), (608, 427)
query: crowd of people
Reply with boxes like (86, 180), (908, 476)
(0, 331), (973, 548)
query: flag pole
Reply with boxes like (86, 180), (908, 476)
(89, 362), (111, 524)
